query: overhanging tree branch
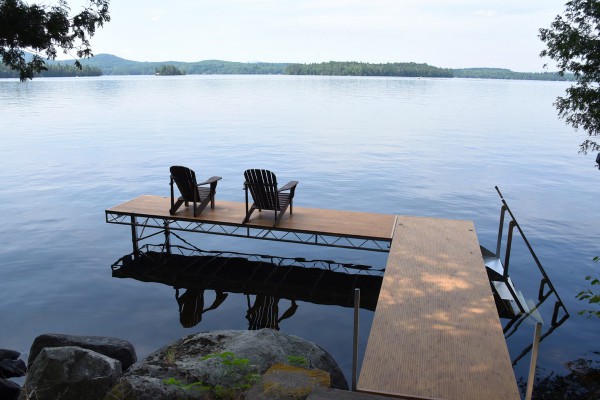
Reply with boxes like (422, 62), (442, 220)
(540, 0), (600, 153)
(0, 0), (110, 81)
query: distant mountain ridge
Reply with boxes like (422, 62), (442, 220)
(0, 53), (574, 81)
(77, 54), (573, 81)
(78, 54), (288, 75)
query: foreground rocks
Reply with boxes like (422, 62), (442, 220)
(0, 348), (26, 400)
(106, 329), (347, 400)
(28, 333), (137, 370)
(8, 329), (347, 400)
(20, 347), (121, 400)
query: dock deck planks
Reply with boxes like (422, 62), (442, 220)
(357, 215), (520, 400)
(106, 195), (396, 241)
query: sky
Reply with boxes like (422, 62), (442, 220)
(64, 0), (569, 72)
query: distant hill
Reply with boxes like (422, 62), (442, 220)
(79, 55), (571, 81)
(0, 53), (574, 81)
(78, 54), (289, 75)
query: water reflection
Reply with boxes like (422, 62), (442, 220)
(111, 244), (383, 329)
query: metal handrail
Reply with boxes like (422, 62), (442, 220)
(494, 186), (570, 323)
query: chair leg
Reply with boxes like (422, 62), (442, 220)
(243, 206), (257, 223)
(170, 199), (185, 215)
(193, 197), (211, 218)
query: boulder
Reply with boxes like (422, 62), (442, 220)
(20, 346), (121, 400)
(28, 333), (136, 370)
(104, 329), (347, 400)
(0, 349), (20, 361)
(0, 359), (27, 378)
(0, 378), (21, 400)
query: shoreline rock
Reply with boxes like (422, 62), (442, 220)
(7, 329), (347, 400)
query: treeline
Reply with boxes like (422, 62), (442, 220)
(0, 53), (574, 82)
(284, 63), (572, 81)
(0, 62), (102, 78)
(453, 68), (573, 81)
(285, 61), (454, 78)
(187, 60), (287, 75)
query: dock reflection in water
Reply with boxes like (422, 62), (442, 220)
(111, 244), (384, 329)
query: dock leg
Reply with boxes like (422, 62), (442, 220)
(352, 288), (360, 391)
(164, 220), (171, 255)
(525, 323), (543, 400)
(131, 216), (139, 260)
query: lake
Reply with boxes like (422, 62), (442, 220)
(0, 75), (598, 395)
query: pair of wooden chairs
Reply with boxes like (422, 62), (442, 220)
(169, 166), (298, 226)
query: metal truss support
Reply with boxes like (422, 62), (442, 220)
(106, 211), (391, 253)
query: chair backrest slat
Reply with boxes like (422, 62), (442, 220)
(244, 169), (279, 210)
(171, 166), (201, 201)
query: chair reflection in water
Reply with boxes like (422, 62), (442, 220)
(245, 294), (298, 330)
(175, 288), (228, 328)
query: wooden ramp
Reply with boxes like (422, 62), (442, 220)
(357, 216), (520, 400)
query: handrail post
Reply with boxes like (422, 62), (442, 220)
(525, 323), (543, 400)
(496, 205), (507, 257)
(352, 288), (360, 391)
(503, 220), (516, 279)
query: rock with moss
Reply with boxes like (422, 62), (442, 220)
(104, 329), (347, 400)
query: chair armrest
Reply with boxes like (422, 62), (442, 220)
(278, 180), (299, 192)
(197, 176), (222, 186)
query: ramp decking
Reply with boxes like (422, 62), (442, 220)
(357, 216), (519, 400)
(106, 196), (519, 400)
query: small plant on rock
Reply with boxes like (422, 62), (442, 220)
(163, 351), (260, 399)
(286, 355), (308, 367)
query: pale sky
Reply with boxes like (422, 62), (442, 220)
(65, 0), (568, 72)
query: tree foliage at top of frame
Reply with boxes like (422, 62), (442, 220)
(0, 0), (110, 81)
(540, 0), (600, 153)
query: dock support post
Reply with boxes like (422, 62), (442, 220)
(164, 220), (171, 255)
(525, 322), (542, 400)
(130, 216), (139, 259)
(352, 288), (360, 391)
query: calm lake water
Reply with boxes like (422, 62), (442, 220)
(1, 75), (598, 394)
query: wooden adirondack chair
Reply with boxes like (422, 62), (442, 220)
(243, 169), (298, 226)
(169, 166), (221, 217)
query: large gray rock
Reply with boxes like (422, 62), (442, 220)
(20, 346), (122, 400)
(28, 333), (136, 370)
(105, 329), (347, 400)
(0, 378), (21, 400)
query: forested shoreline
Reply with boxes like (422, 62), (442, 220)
(0, 54), (573, 81)
(0, 62), (102, 78)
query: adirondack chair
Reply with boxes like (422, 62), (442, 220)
(169, 166), (222, 217)
(243, 169), (298, 226)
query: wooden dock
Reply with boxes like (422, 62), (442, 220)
(106, 196), (519, 400)
(106, 195), (396, 252)
(357, 216), (519, 400)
